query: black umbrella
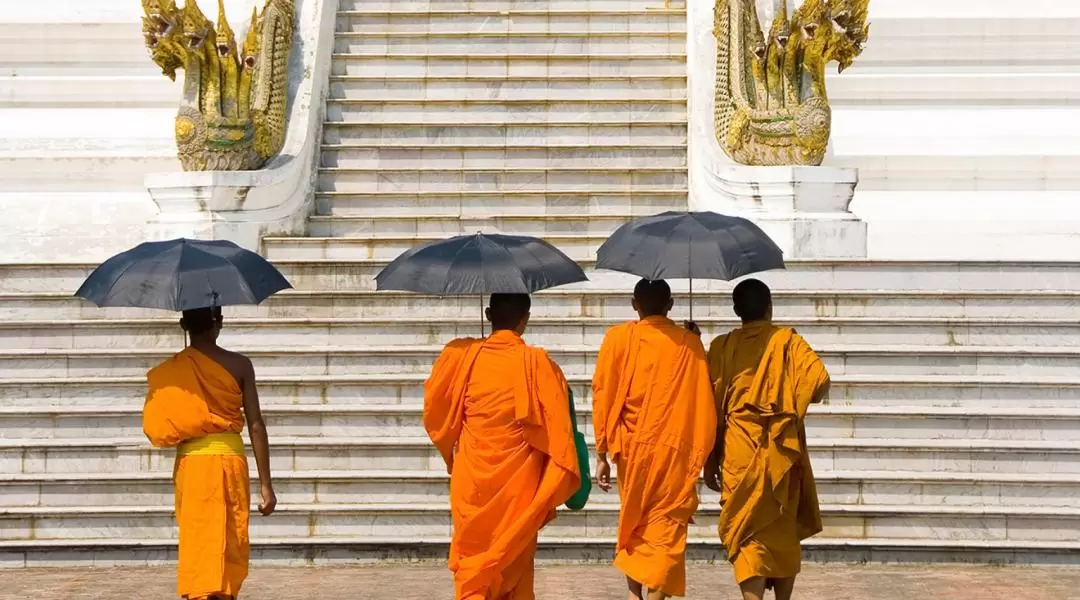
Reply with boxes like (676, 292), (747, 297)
(375, 233), (588, 333)
(74, 238), (292, 311)
(596, 211), (784, 319)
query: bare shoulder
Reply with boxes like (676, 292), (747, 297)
(213, 347), (255, 384)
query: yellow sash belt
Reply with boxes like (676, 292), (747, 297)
(177, 432), (245, 457)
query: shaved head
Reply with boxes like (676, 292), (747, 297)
(732, 278), (772, 323)
(487, 293), (531, 332)
(632, 279), (673, 318)
(180, 306), (223, 336)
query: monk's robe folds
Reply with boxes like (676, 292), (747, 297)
(708, 322), (830, 584)
(592, 316), (717, 597)
(144, 347), (250, 600)
(424, 330), (581, 600)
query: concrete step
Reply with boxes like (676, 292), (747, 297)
(4, 315), (1080, 350)
(316, 167), (686, 194)
(321, 123), (687, 146)
(0, 75), (176, 108)
(1, 437), (1076, 475)
(4, 469), (1077, 509)
(0, 404), (1075, 443)
(829, 72), (1080, 107)
(335, 10), (686, 36)
(327, 75), (686, 102)
(6, 373), (1080, 410)
(1, 535), (1075, 567)
(324, 101), (687, 125)
(1, 502), (1077, 544)
(6, 343), (1080, 380)
(0, 156), (178, 192)
(328, 72), (1080, 107)
(312, 189), (687, 216)
(0, 23), (145, 71)
(330, 54), (686, 77)
(318, 146), (687, 171)
(7, 287), (1080, 321)
(333, 32), (684, 56)
(7, 260), (1080, 294)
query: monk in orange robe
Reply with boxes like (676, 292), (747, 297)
(705, 279), (830, 600)
(424, 293), (581, 600)
(592, 279), (717, 600)
(143, 306), (276, 600)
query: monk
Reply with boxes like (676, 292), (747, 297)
(424, 293), (581, 600)
(143, 306), (276, 600)
(592, 279), (717, 600)
(705, 279), (831, 600)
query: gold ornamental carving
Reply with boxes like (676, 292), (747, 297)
(141, 0), (295, 171)
(714, 0), (870, 166)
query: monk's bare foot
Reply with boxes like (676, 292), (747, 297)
(626, 577), (644, 600)
(739, 576), (767, 600)
(647, 589), (669, 600)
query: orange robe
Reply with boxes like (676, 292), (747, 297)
(144, 347), (250, 600)
(424, 330), (581, 600)
(592, 316), (717, 597)
(707, 321), (830, 584)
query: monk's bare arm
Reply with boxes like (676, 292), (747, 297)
(239, 355), (276, 516)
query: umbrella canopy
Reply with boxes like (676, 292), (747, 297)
(596, 211), (784, 282)
(375, 233), (588, 295)
(74, 238), (292, 311)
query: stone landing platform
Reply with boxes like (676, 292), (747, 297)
(2, 564), (1078, 600)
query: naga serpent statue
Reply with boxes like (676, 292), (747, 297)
(714, 0), (870, 166)
(141, 0), (294, 171)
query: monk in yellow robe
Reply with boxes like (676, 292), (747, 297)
(592, 279), (717, 600)
(143, 306), (276, 600)
(424, 293), (581, 600)
(705, 279), (830, 600)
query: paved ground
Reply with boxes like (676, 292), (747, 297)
(0, 564), (1078, 599)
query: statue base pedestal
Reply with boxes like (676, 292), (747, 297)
(145, 166), (313, 252)
(692, 165), (867, 259)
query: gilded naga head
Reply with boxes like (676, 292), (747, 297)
(141, 0), (182, 79)
(241, 7), (262, 72)
(181, 0), (214, 52)
(826, 0), (870, 73)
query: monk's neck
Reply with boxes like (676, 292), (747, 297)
(488, 329), (523, 340)
(740, 319), (773, 329)
(188, 339), (220, 353)
(640, 314), (672, 324)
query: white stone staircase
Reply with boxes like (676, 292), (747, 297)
(0, 0), (1079, 568)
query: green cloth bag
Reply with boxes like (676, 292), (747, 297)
(565, 386), (592, 511)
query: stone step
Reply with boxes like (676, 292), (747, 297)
(0, 156), (178, 192)
(0, 75), (176, 108)
(312, 189), (687, 216)
(0, 23), (146, 70)
(321, 123), (687, 145)
(328, 74), (685, 102)
(1, 535), (1076, 567)
(333, 32), (684, 56)
(7, 287), (1080, 321)
(327, 72), (1080, 107)
(318, 146), (687, 171)
(832, 108), (1080, 158)
(335, 10), (686, 36)
(5, 343), (1080, 379)
(0, 404), (1074, 443)
(1, 502), (1077, 544)
(316, 167), (687, 194)
(5, 374), (1080, 410)
(335, 0), (681, 11)
(324, 100), (687, 125)
(3, 469), (1076, 509)
(1, 437), (1076, 475)
(3, 315), (1079, 351)
(330, 54), (686, 77)
(830, 72), (1080, 107)
(0, 108), (175, 150)
(313, 158), (1080, 194)
(6, 260), (1080, 294)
